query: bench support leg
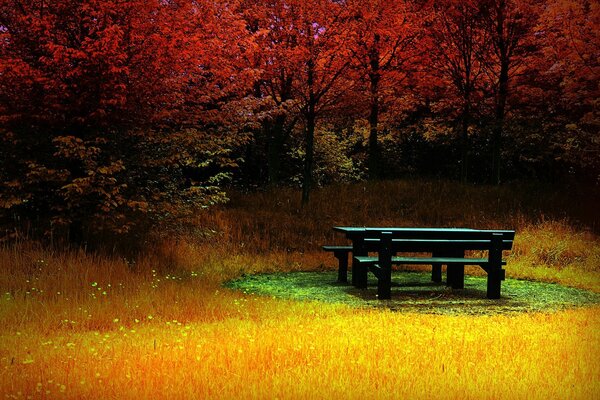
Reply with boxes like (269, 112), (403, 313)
(335, 251), (348, 283)
(377, 232), (393, 300)
(452, 265), (465, 289)
(378, 264), (391, 300)
(353, 257), (368, 289)
(446, 250), (465, 289)
(446, 265), (454, 287)
(431, 263), (442, 283)
(487, 233), (505, 299)
(352, 239), (367, 288)
(487, 269), (505, 299)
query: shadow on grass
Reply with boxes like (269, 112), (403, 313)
(225, 271), (600, 315)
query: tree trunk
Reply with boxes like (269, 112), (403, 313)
(460, 95), (470, 183)
(301, 58), (316, 206)
(68, 219), (84, 248)
(267, 115), (286, 186)
(492, 61), (508, 185)
(301, 107), (315, 205)
(267, 74), (293, 186)
(491, 0), (508, 185)
(368, 89), (380, 180)
(368, 36), (381, 180)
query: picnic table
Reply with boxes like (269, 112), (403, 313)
(323, 227), (515, 300)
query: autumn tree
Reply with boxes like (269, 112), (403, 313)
(278, 0), (355, 204)
(429, 0), (487, 182)
(346, 0), (423, 179)
(479, 0), (539, 184)
(536, 0), (600, 182)
(2, 0), (598, 246)
(0, 0), (253, 245)
(238, 0), (302, 186)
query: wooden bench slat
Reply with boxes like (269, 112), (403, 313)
(322, 245), (353, 252)
(368, 263), (506, 278)
(354, 256), (507, 266)
(345, 229), (515, 241)
(325, 240), (513, 252)
(364, 240), (513, 252)
(335, 227), (515, 238)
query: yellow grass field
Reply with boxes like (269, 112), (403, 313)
(1, 181), (599, 399)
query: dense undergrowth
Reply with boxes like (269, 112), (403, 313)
(1, 180), (599, 399)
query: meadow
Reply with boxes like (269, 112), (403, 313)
(1, 180), (599, 399)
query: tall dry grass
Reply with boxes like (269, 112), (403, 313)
(190, 180), (600, 290)
(1, 180), (599, 399)
(195, 180), (599, 251)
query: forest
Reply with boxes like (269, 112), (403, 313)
(0, 1), (599, 399)
(1, 0), (598, 245)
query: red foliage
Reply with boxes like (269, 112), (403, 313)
(0, 0), (598, 243)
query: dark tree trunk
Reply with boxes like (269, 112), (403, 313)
(267, 75), (293, 186)
(461, 93), (470, 183)
(301, 59), (316, 206)
(368, 90), (380, 180)
(301, 108), (315, 205)
(368, 35), (381, 180)
(68, 219), (84, 248)
(492, 60), (508, 185)
(491, 0), (508, 185)
(267, 115), (286, 186)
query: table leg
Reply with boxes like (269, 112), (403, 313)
(487, 269), (505, 299)
(353, 257), (368, 289)
(452, 264), (465, 289)
(445, 250), (465, 289)
(487, 233), (505, 298)
(431, 253), (442, 283)
(377, 232), (393, 299)
(446, 260), (454, 287)
(335, 251), (348, 283)
(352, 239), (367, 288)
(451, 250), (465, 289)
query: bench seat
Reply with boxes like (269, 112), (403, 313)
(354, 256), (507, 267)
(322, 245), (353, 252)
(322, 245), (353, 282)
(356, 256), (507, 286)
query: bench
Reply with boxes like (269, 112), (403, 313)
(322, 240), (445, 283)
(322, 245), (353, 282)
(324, 227), (515, 300)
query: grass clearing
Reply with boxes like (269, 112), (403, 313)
(226, 271), (600, 315)
(1, 180), (599, 399)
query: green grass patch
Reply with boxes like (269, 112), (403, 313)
(226, 271), (600, 315)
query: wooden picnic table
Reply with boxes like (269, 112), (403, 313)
(324, 226), (515, 299)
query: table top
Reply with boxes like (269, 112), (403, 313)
(332, 226), (515, 238)
(333, 226), (480, 232)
